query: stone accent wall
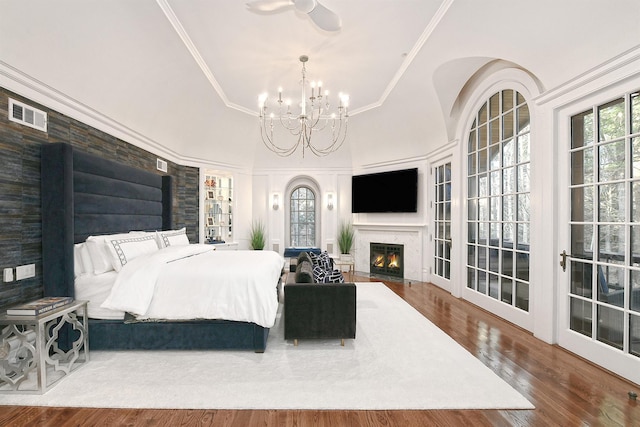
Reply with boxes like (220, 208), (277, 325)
(0, 87), (199, 309)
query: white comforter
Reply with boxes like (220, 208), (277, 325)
(101, 245), (284, 328)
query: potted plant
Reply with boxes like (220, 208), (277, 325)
(249, 219), (266, 250)
(337, 221), (354, 260)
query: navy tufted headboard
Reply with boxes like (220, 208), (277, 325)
(41, 142), (172, 299)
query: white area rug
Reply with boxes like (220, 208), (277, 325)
(0, 282), (533, 410)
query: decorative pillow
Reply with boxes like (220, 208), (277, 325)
(105, 234), (159, 272)
(298, 252), (313, 266)
(324, 269), (345, 283)
(316, 251), (333, 270)
(295, 259), (314, 283)
(157, 227), (189, 248)
(86, 232), (144, 274)
(73, 243), (85, 277)
(312, 265), (327, 283)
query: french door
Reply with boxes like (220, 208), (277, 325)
(431, 160), (452, 290)
(561, 90), (640, 384)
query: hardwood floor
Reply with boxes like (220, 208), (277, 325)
(2, 275), (639, 426)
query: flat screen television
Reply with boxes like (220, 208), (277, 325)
(351, 168), (418, 213)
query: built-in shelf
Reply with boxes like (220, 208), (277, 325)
(204, 173), (232, 243)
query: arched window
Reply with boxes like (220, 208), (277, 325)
(290, 186), (316, 247)
(466, 89), (531, 311)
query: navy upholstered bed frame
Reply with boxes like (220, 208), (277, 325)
(41, 143), (270, 352)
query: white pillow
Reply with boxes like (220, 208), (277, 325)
(73, 243), (85, 277)
(79, 243), (94, 276)
(86, 232), (143, 274)
(105, 234), (159, 272)
(157, 228), (189, 248)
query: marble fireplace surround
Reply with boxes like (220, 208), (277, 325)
(353, 223), (427, 282)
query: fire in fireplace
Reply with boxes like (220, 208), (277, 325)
(370, 243), (404, 278)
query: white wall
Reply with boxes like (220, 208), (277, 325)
(251, 166), (352, 256)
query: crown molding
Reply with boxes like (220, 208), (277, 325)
(535, 44), (640, 107)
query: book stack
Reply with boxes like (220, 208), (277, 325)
(6, 296), (73, 316)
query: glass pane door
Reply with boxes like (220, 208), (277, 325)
(568, 91), (640, 356)
(434, 162), (452, 280)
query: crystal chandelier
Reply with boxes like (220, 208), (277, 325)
(258, 55), (349, 157)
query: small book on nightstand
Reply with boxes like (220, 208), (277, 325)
(6, 296), (73, 316)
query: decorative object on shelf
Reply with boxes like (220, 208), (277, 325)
(257, 55), (349, 157)
(250, 219), (266, 250)
(337, 221), (354, 259)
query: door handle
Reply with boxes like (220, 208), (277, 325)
(560, 250), (571, 272)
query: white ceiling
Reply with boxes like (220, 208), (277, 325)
(1, 0), (640, 170)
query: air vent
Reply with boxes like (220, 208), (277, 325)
(8, 98), (47, 132)
(156, 158), (168, 172)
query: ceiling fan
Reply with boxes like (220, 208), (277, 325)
(246, 0), (342, 32)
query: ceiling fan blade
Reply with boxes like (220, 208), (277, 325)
(307, 2), (342, 31)
(246, 0), (294, 13)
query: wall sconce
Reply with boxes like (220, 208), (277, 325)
(272, 193), (280, 210)
(327, 193), (334, 210)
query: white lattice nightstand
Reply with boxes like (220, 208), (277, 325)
(0, 300), (89, 394)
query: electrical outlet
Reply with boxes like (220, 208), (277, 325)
(3, 268), (13, 282)
(16, 264), (35, 280)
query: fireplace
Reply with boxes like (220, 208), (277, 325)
(370, 243), (404, 279)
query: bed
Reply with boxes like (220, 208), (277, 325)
(41, 142), (282, 352)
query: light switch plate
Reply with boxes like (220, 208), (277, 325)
(3, 268), (13, 282)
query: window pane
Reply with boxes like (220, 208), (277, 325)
(572, 147), (594, 185)
(502, 251), (513, 275)
(599, 183), (625, 222)
(515, 281), (529, 310)
(572, 110), (594, 149)
(570, 261), (592, 298)
(598, 98), (625, 142)
(489, 144), (500, 169)
(503, 111), (514, 139)
(468, 129), (477, 152)
(502, 89), (514, 111)
(517, 194), (530, 221)
(489, 274), (499, 299)
(633, 137), (640, 178)
(570, 224), (594, 260)
(598, 225), (625, 263)
(571, 186), (594, 222)
(490, 171), (501, 196)
(631, 314), (640, 357)
(632, 92), (640, 135)
(632, 226), (640, 267)
(631, 271), (640, 312)
(518, 133), (530, 163)
(479, 124), (487, 149)
(570, 297), (592, 337)
(597, 305), (623, 350)
(597, 264), (625, 308)
(517, 104), (530, 134)
(503, 138), (515, 166)
(479, 103), (488, 125)
(501, 278), (513, 304)
(517, 164), (530, 192)
(490, 119), (500, 144)
(599, 140), (625, 182)
(503, 167), (515, 194)
(489, 93), (500, 119)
